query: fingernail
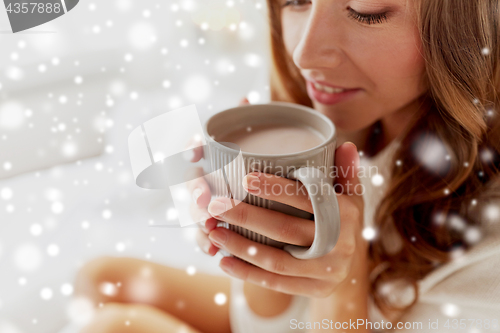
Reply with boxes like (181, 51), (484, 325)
(209, 230), (227, 247)
(345, 141), (358, 151)
(242, 174), (260, 191)
(192, 188), (203, 204)
(208, 201), (226, 218)
(220, 260), (233, 274)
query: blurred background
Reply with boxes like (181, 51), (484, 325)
(0, 0), (271, 332)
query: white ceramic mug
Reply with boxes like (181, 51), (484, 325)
(202, 101), (340, 260)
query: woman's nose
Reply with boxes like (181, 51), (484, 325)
(292, 3), (344, 72)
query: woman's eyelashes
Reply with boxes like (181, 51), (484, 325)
(281, 0), (311, 10)
(347, 7), (389, 25)
(281, 0), (389, 25)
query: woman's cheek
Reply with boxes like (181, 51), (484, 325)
(362, 30), (426, 99)
(281, 13), (309, 57)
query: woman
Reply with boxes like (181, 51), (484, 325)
(74, 0), (500, 332)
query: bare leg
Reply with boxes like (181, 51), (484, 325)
(74, 256), (231, 333)
(80, 302), (202, 333)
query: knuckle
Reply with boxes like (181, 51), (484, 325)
(277, 220), (298, 243)
(271, 258), (286, 274)
(297, 182), (307, 196)
(235, 205), (249, 227)
(264, 276), (279, 291)
(231, 240), (245, 257)
(237, 265), (250, 282)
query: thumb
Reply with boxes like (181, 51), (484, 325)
(334, 142), (361, 196)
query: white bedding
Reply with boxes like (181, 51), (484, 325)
(0, 3), (271, 329)
(0, 91), (236, 333)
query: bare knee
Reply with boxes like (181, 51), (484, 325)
(80, 303), (134, 333)
(80, 303), (201, 333)
(74, 256), (128, 305)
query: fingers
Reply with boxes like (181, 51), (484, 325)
(186, 97), (249, 208)
(192, 205), (219, 256)
(191, 96), (249, 258)
(196, 217), (219, 234)
(209, 225), (353, 281)
(208, 227), (319, 278)
(196, 229), (219, 256)
(189, 201), (211, 226)
(334, 142), (361, 196)
(207, 197), (315, 246)
(218, 255), (332, 298)
(242, 172), (314, 214)
(204, 217), (219, 233)
(192, 177), (211, 208)
(185, 168), (212, 208)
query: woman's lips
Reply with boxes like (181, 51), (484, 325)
(306, 80), (362, 105)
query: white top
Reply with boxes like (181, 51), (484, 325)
(229, 139), (500, 333)
(362, 139), (500, 332)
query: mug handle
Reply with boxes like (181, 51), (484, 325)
(283, 166), (341, 259)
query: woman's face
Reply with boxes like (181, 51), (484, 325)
(280, 0), (428, 132)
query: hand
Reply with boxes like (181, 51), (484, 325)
(188, 97), (250, 256)
(206, 142), (367, 298)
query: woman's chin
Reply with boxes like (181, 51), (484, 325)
(311, 103), (375, 132)
(322, 114), (369, 132)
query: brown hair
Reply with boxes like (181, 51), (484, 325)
(266, 0), (500, 321)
